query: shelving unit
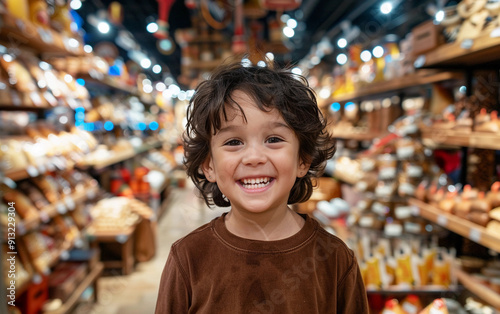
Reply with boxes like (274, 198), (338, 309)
(408, 198), (500, 253)
(42, 262), (103, 314)
(421, 129), (500, 150)
(330, 71), (463, 103)
(0, 13), (84, 56)
(455, 268), (500, 310)
(416, 33), (500, 68)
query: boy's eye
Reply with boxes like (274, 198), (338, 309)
(267, 136), (284, 144)
(224, 139), (242, 146)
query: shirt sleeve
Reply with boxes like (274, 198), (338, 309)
(155, 246), (190, 314)
(337, 254), (369, 314)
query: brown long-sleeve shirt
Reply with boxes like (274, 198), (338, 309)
(155, 213), (369, 313)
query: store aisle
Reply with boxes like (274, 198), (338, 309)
(74, 181), (227, 314)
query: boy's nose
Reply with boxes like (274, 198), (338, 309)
(242, 143), (267, 166)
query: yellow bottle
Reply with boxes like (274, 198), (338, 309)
(432, 254), (450, 287)
(366, 253), (382, 289)
(396, 250), (414, 286)
(5, 0), (30, 21)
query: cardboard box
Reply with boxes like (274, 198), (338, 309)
(48, 262), (87, 302)
(411, 20), (443, 56)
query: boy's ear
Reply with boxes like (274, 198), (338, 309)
(202, 156), (216, 182)
(297, 160), (311, 178)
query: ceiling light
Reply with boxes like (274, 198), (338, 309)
(280, 14), (290, 23)
(435, 10), (445, 23)
(380, 2), (393, 14)
(360, 50), (372, 62)
(291, 67), (302, 75)
(319, 88), (331, 99)
(372, 46), (384, 58)
(265, 52), (275, 61)
(241, 58), (252, 67)
(336, 53), (348, 65)
(257, 61), (266, 67)
(155, 82), (166, 91)
(140, 58), (152, 69)
(143, 85), (153, 93)
(337, 38), (347, 48)
(283, 27), (295, 38)
(152, 64), (162, 74)
(97, 21), (110, 34)
(142, 78), (152, 86)
(286, 19), (297, 29)
(147, 22), (159, 33)
(70, 0), (82, 10)
(84, 45), (93, 53)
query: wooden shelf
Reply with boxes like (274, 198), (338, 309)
(330, 71), (463, 103)
(42, 262), (103, 314)
(416, 33), (500, 68)
(0, 14), (84, 56)
(80, 140), (162, 170)
(182, 59), (223, 70)
(366, 285), (460, 295)
(331, 130), (385, 141)
(80, 74), (139, 95)
(456, 268), (500, 310)
(4, 157), (75, 181)
(408, 198), (500, 253)
(421, 129), (500, 150)
(3, 185), (99, 239)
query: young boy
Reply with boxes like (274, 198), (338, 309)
(155, 61), (369, 313)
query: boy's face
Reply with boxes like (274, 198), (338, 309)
(202, 90), (310, 216)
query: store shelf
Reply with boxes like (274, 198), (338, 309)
(0, 13), (84, 56)
(330, 130), (385, 141)
(456, 268), (500, 310)
(79, 74), (140, 95)
(329, 71), (463, 103)
(4, 157), (75, 181)
(416, 33), (500, 68)
(3, 184), (99, 239)
(408, 198), (500, 253)
(80, 140), (162, 170)
(366, 285), (460, 295)
(42, 262), (103, 314)
(182, 59), (223, 70)
(421, 129), (500, 150)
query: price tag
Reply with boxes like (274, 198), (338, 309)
(37, 164), (46, 174)
(413, 55), (426, 68)
(60, 250), (70, 261)
(116, 234), (129, 243)
(32, 274), (42, 284)
(43, 91), (58, 106)
(2, 177), (16, 189)
(46, 162), (56, 172)
(410, 205), (420, 216)
(74, 238), (84, 248)
(469, 228), (481, 243)
(86, 189), (96, 200)
(461, 39), (474, 49)
(26, 166), (39, 177)
(15, 19), (26, 31)
(56, 203), (67, 215)
(40, 211), (50, 223)
(491, 27), (500, 38)
(17, 222), (26, 236)
(10, 90), (22, 106)
(65, 197), (75, 211)
(437, 215), (448, 227)
(38, 27), (54, 44)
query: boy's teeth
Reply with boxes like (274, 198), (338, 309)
(242, 177), (270, 188)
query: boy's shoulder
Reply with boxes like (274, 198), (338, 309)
(170, 215), (222, 252)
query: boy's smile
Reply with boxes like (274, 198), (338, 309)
(202, 90), (309, 218)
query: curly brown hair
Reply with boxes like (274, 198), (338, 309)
(183, 61), (336, 207)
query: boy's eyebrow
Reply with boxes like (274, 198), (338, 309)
(217, 122), (291, 135)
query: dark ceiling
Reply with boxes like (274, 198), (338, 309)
(77, 0), (437, 84)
